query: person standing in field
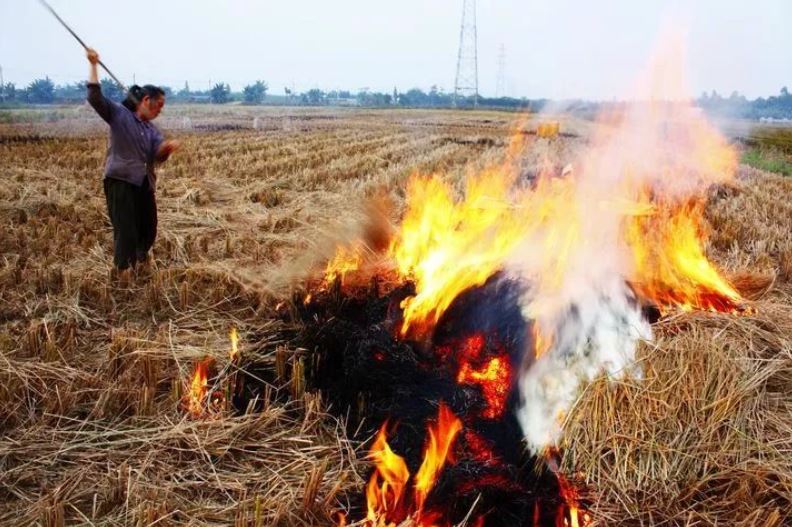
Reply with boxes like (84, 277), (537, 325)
(85, 47), (179, 277)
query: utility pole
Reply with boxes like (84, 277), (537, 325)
(495, 44), (506, 98)
(453, 0), (478, 107)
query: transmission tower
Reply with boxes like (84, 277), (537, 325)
(495, 44), (506, 98)
(453, 0), (478, 106)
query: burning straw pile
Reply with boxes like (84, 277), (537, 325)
(276, 46), (792, 526)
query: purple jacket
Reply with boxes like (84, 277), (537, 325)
(87, 83), (163, 188)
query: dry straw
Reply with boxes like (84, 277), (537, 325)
(1, 106), (790, 525)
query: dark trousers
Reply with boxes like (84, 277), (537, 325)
(103, 177), (157, 270)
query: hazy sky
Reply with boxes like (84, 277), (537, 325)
(1, 0), (789, 99)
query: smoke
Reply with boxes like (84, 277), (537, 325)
(518, 278), (651, 451)
(511, 31), (736, 453)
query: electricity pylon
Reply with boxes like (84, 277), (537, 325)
(453, 0), (478, 107)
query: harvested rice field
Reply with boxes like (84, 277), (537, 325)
(1, 105), (791, 526)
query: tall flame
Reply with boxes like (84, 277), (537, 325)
(360, 403), (463, 527)
(380, 32), (743, 342)
(389, 169), (528, 338)
(366, 424), (410, 523)
(412, 404), (463, 515)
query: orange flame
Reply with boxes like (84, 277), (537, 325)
(413, 404), (463, 515)
(183, 357), (215, 418)
(389, 170), (529, 338)
(229, 326), (239, 361)
(545, 449), (592, 527)
(626, 198), (742, 312)
(359, 404), (462, 527)
(366, 423), (410, 523)
(325, 243), (365, 284)
(385, 115), (743, 338)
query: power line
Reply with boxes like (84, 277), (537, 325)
(453, 0), (478, 107)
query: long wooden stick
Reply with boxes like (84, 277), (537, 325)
(37, 0), (128, 92)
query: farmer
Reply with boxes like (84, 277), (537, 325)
(85, 47), (179, 275)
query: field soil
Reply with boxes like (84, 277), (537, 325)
(1, 105), (790, 526)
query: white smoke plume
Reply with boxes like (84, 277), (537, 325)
(512, 30), (736, 453)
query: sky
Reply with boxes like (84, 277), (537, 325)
(1, 0), (790, 100)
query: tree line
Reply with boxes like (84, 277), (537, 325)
(2, 76), (791, 118)
(0, 77), (271, 105)
(0, 77), (539, 110)
(697, 87), (792, 120)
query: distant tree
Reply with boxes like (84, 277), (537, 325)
(781, 86), (790, 97)
(26, 77), (55, 103)
(54, 82), (83, 101)
(301, 88), (326, 105)
(210, 82), (231, 104)
(1, 82), (16, 101)
(178, 81), (191, 97)
(243, 80), (268, 104)
(400, 88), (429, 107)
(100, 78), (125, 101)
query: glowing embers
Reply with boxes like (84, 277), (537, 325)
(625, 197), (744, 313)
(363, 404), (463, 527)
(544, 449), (592, 527)
(447, 333), (512, 420)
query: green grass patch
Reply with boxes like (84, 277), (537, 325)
(742, 147), (792, 176)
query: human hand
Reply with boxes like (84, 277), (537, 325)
(161, 140), (180, 155)
(86, 47), (99, 65)
(156, 139), (181, 162)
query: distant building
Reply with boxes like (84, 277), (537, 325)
(327, 97), (359, 107)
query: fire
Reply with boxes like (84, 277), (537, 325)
(366, 424), (410, 523)
(626, 198), (743, 312)
(325, 243), (365, 284)
(457, 356), (510, 419)
(456, 334), (512, 419)
(545, 449), (592, 527)
(389, 169), (529, 338)
(360, 403), (462, 527)
(183, 357), (215, 418)
(229, 326), (239, 361)
(438, 334), (512, 419)
(413, 404), (463, 514)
